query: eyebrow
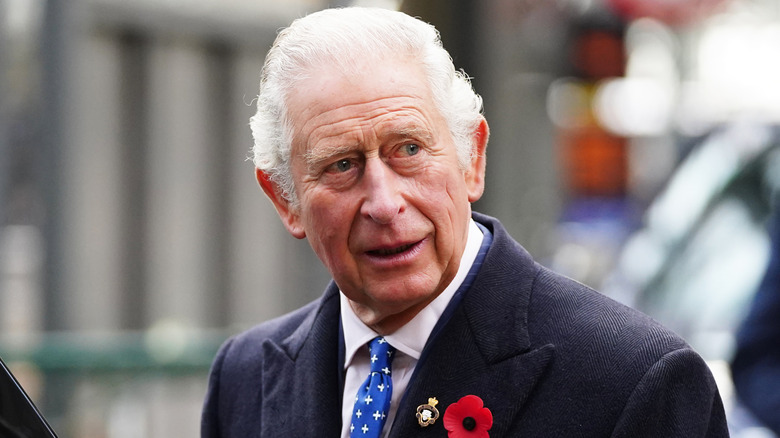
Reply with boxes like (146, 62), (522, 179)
(303, 142), (357, 173)
(388, 126), (434, 144)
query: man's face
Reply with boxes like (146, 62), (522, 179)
(260, 57), (487, 333)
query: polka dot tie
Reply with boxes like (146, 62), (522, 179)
(349, 337), (395, 437)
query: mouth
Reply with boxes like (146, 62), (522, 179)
(367, 242), (416, 257)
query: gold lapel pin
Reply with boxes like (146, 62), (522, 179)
(416, 397), (440, 427)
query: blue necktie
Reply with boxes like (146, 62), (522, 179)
(349, 337), (395, 437)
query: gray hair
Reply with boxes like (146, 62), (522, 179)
(250, 7), (485, 206)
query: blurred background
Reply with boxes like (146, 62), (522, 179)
(1, 0), (779, 436)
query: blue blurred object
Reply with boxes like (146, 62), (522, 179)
(732, 209), (780, 435)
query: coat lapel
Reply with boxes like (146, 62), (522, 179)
(390, 333), (553, 437)
(390, 215), (555, 437)
(260, 285), (343, 436)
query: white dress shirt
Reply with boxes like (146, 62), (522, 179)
(339, 219), (484, 438)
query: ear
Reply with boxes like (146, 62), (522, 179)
(256, 168), (306, 239)
(465, 117), (489, 202)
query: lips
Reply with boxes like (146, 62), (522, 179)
(368, 243), (415, 256)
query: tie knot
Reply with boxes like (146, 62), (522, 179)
(368, 337), (395, 374)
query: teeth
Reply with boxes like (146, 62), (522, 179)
(373, 243), (412, 256)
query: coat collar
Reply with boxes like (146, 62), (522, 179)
(259, 285), (343, 436)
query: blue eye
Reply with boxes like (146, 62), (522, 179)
(334, 159), (353, 172)
(402, 144), (420, 156)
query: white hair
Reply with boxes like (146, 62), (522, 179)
(250, 7), (485, 206)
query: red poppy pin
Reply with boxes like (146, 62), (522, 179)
(443, 395), (493, 438)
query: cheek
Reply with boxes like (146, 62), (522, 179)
(411, 167), (470, 214)
(425, 171), (473, 242)
(303, 209), (351, 274)
(302, 192), (358, 248)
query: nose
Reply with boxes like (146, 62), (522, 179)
(360, 158), (404, 224)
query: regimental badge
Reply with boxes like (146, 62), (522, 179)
(416, 397), (440, 427)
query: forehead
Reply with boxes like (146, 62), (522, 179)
(285, 57), (442, 150)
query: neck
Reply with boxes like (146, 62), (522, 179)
(348, 290), (444, 335)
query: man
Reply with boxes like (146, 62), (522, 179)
(202, 7), (728, 437)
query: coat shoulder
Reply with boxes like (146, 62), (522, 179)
(528, 264), (688, 358)
(508, 259), (727, 436)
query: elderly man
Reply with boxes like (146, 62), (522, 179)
(202, 7), (728, 438)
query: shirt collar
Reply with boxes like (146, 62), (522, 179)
(341, 219), (484, 369)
